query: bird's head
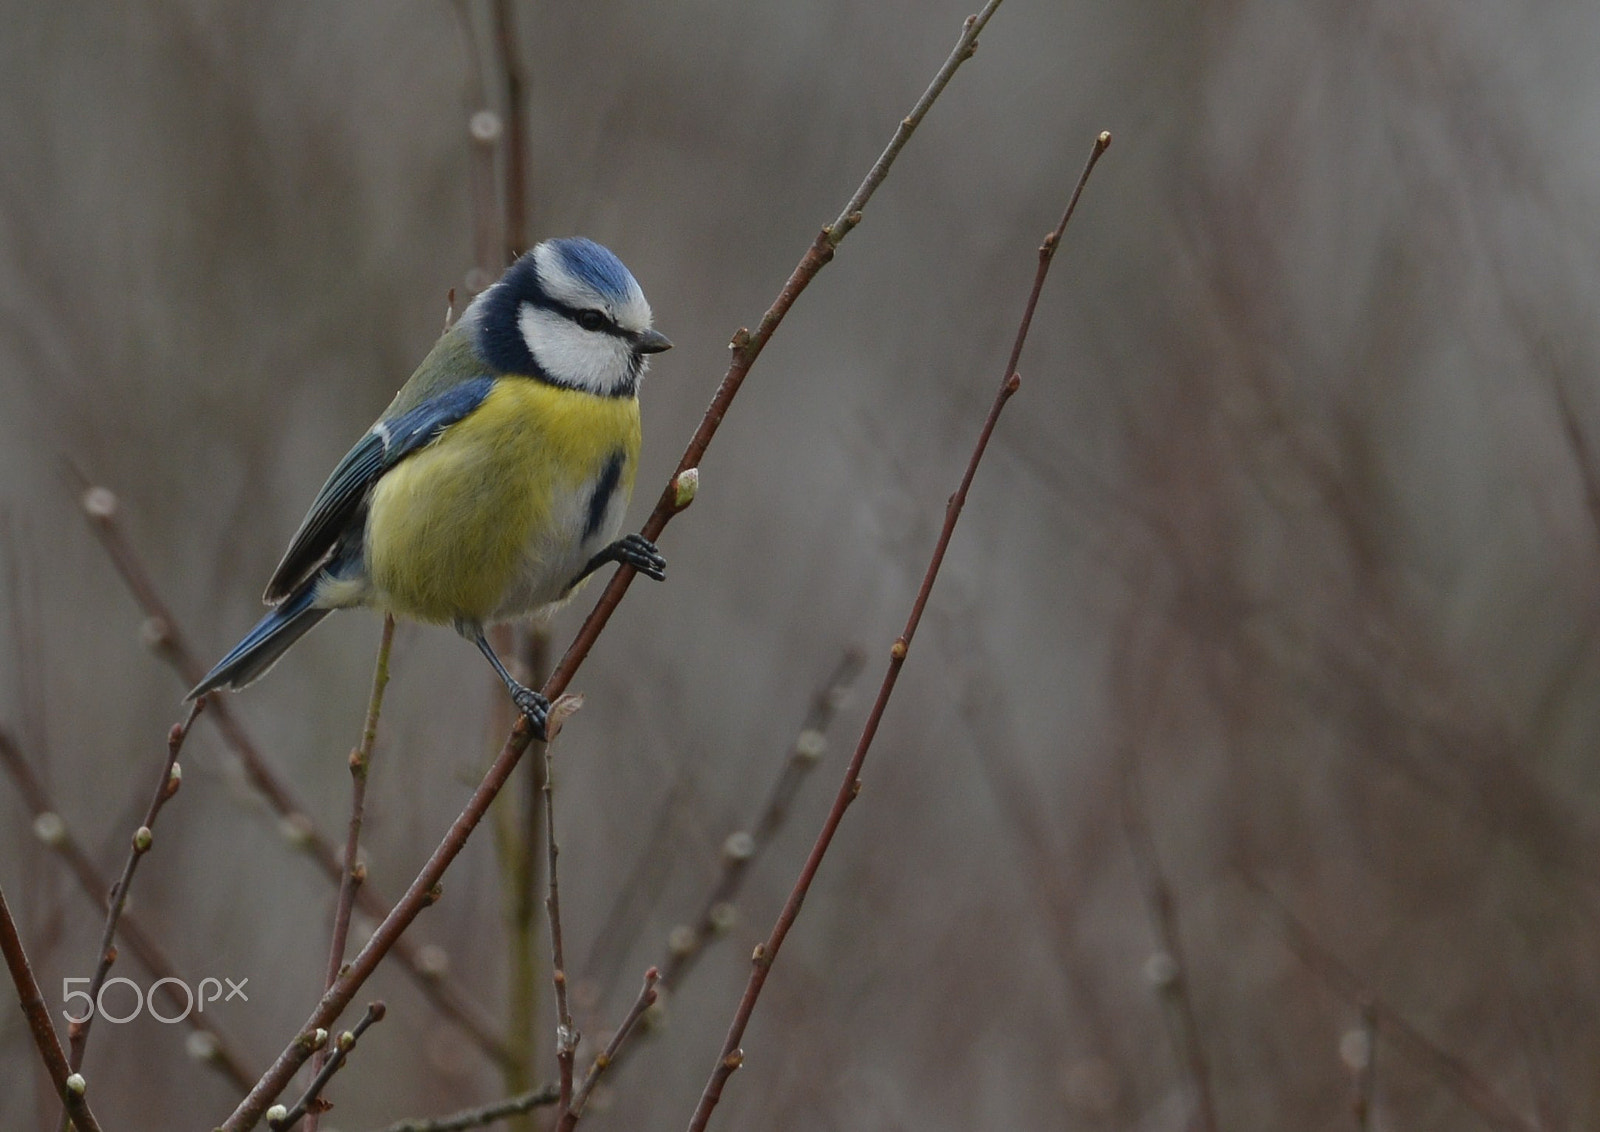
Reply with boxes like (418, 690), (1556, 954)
(471, 237), (671, 397)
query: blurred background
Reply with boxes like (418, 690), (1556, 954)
(4, 0), (1600, 1128)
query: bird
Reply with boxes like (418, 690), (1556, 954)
(189, 237), (672, 739)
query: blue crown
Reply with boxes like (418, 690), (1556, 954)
(546, 237), (638, 305)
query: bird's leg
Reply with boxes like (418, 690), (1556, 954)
(570, 532), (667, 589)
(474, 630), (550, 740)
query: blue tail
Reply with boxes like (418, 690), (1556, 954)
(188, 585), (330, 699)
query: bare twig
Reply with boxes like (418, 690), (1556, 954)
(580, 647), (864, 998)
(61, 696), (202, 1115)
(306, 616), (395, 1132)
(0, 727), (255, 1088)
(73, 480), (513, 1067)
(490, 0), (530, 258)
(447, 0), (501, 287)
(543, 742), (577, 1113)
(267, 1001), (387, 1131)
(556, 967), (660, 1131)
(0, 882), (104, 1132)
(659, 649), (865, 991)
(219, 5), (1007, 1121)
(371, 1086), (560, 1132)
(684, 128), (1112, 1132)
(1246, 875), (1537, 1132)
(1120, 765), (1218, 1132)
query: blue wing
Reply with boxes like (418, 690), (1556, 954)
(262, 377), (495, 601)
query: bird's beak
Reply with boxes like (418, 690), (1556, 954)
(633, 328), (673, 355)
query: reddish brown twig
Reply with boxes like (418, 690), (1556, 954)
(1245, 875), (1537, 1132)
(0, 727), (254, 1088)
(0, 881), (104, 1132)
(556, 967), (660, 1131)
(73, 480), (513, 1067)
(219, 5), (1005, 1121)
(306, 616), (394, 1132)
(683, 128), (1110, 1132)
(60, 696), (203, 1121)
(267, 1001), (387, 1130)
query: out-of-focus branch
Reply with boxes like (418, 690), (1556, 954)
(658, 648), (864, 992)
(1246, 875), (1537, 1132)
(219, 4), (1010, 1120)
(306, 616), (394, 1132)
(493, 625), (548, 1124)
(555, 967), (659, 1131)
(61, 696), (203, 1121)
(1348, 1001), (1378, 1131)
(0, 882), (104, 1132)
(490, 0), (530, 259)
(1120, 765), (1218, 1132)
(370, 1086), (559, 1132)
(71, 480), (514, 1068)
(542, 742), (577, 1113)
(684, 127), (1112, 1132)
(0, 727), (254, 1088)
(267, 1001), (386, 1131)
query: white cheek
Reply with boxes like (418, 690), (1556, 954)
(519, 305), (633, 394)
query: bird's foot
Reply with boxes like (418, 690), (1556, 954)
(509, 682), (551, 741)
(609, 533), (667, 581)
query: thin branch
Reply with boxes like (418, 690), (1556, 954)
(218, 8), (1009, 1123)
(684, 128), (1112, 1132)
(62, 696), (203, 1106)
(72, 480), (514, 1068)
(0, 726), (255, 1088)
(490, 0), (531, 258)
(267, 1001), (387, 1131)
(556, 967), (660, 1131)
(543, 742), (576, 1113)
(0, 881), (105, 1132)
(306, 616), (395, 1132)
(1120, 764), (1219, 1132)
(1246, 875), (1537, 1132)
(370, 1086), (560, 1132)
(447, 0), (502, 286)
(580, 647), (864, 999)
(659, 648), (865, 991)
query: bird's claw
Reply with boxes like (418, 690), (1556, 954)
(613, 533), (666, 581)
(510, 683), (550, 741)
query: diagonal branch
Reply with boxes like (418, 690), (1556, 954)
(0, 882), (105, 1132)
(0, 726), (255, 1089)
(267, 1001), (387, 1130)
(556, 967), (659, 1131)
(1245, 875), (1537, 1132)
(683, 128), (1111, 1132)
(61, 696), (203, 1113)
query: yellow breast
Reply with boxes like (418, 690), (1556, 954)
(365, 378), (640, 625)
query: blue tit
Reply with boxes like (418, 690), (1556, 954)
(189, 237), (673, 738)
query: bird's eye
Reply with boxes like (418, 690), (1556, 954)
(575, 309), (608, 332)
